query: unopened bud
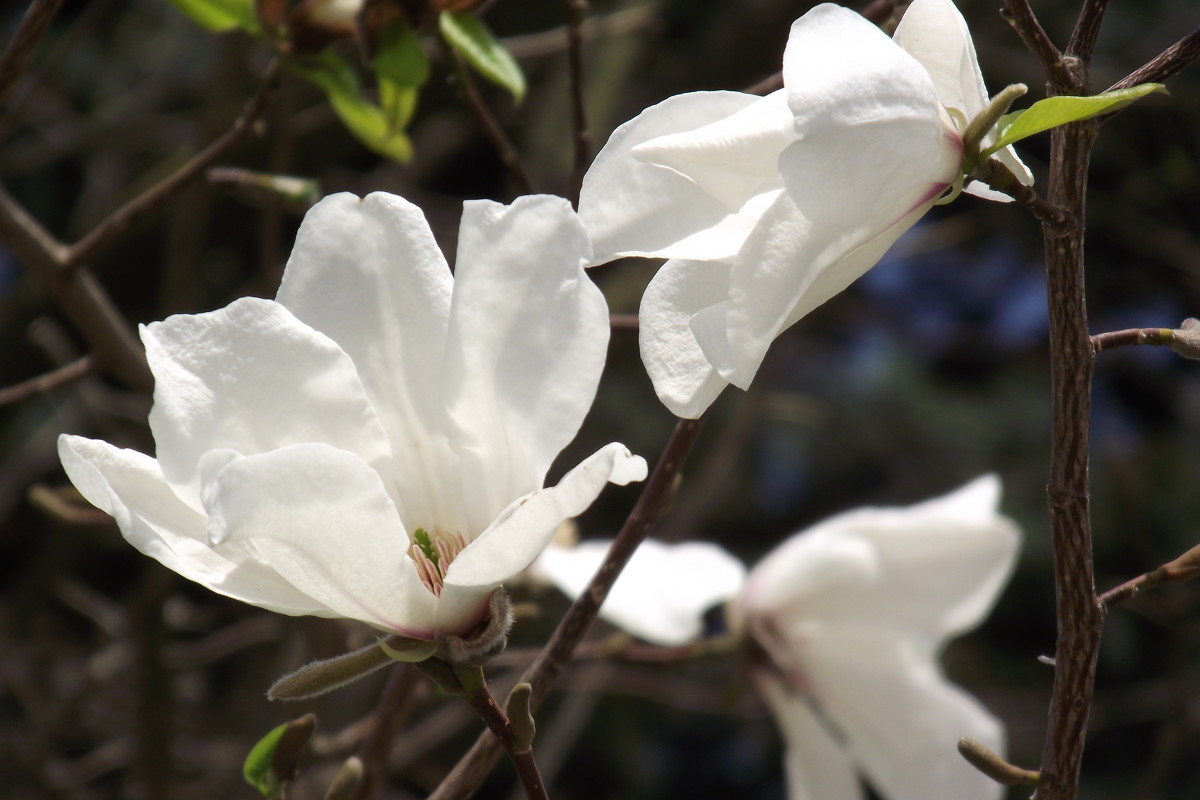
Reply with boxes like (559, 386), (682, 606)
(268, 635), (434, 701)
(323, 756), (363, 800)
(435, 589), (514, 667)
(506, 683), (536, 753)
(1168, 318), (1200, 360)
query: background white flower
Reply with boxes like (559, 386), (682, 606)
(735, 475), (1020, 800)
(58, 192), (646, 640)
(530, 538), (747, 646)
(578, 0), (1031, 418)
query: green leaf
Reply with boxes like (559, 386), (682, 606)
(293, 52), (413, 162)
(985, 83), (1166, 154)
(243, 723), (288, 798)
(371, 18), (430, 89)
(165, 0), (259, 34)
(439, 12), (526, 103)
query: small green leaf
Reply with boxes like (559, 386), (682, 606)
(372, 18), (430, 88)
(985, 83), (1166, 154)
(293, 52), (413, 162)
(439, 11), (526, 103)
(243, 723), (288, 797)
(166, 0), (259, 33)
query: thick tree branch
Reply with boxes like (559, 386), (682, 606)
(1002, 0), (1074, 92)
(1066, 0), (1110, 62)
(0, 183), (153, 393)
(1107, 28), (1200, 92)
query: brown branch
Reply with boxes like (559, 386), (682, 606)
(1002, 0), (1074, 92)
(0, 355), (93, 407)
(427, 417), (705, 800)
(457, 678), (549, 800)
(1033, 90), (1103, 800)
(0, 182), (153, 393)
(1066, 0), (1110, 62)
(0, 0), (65, 111)
(1107, 28), (1200, 92)
(563, 0), (590, 208)
(64, 60), (279, 269)
(448, 49), (532, 196)
(1098, 543), (1200, 612)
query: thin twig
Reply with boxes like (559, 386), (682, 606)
(1107, 28), (1200, 92)
(352, 665), (422, 800)
(428, 418), (705, 800)
(0, 183), (153, 393)
(1091, 327), (1175, 353)
(1066, 0), (1110, 62)
(976, 156), (1070, 226)
(0, 0), (65, 111)
(65, 60), (279, 269)
(1098, 543), (1200, 611)
(0, 355), (93, 407)
(1002, 0), (1073, 92)
(563, 0), (590, 207)
(448, 49), (533, 196)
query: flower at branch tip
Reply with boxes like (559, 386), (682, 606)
(59, 192), (647, 643)
(733, 475), (1020, 800)
(530, 538), (747, 646)
(578, 0), (1032, 418)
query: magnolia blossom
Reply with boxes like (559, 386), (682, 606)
(578, 0), (1032, 418)
(735, 475), (1020, 800)
(59, 192), (646, 641)
(531, 538), (747, 646)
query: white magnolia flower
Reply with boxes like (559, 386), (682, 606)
(578, 0), (1032, 418)
(734, 475), (1020, 800)
(59, 192), (647, 641)
(531, 538), (747, 646)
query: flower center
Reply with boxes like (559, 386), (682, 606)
(410, 527), (468, 597)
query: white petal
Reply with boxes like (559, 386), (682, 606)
(275, 192), (462, 529)
(443, 443), (647, 592)
(442, 196), (609, 530)
(632, 90), (795, 210)
(639, 258), (735, 419)
(204, 443), (438, 637)
(577, 91), (767, 263)
(756, 674), (865, 800)
(893, 0), (988, 123)
(804, 629), (1005, 800)
(58, 435), (329, 616)
(714, 117), (957, 388)
(783, 5), (944, 130)
(144, 297), (391, 507)
(785, 476), (1020, 642)
(533, 539), (747, 646)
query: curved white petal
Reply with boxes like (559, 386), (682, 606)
(639, 258), (735, 419)
(275, 192), (462, 528)
(756, 674), (865, 800)
(712, 114), (957, 388)
(578, 91), (767, 263)
(893, 0), (988, 123)
(632, 90), (794, 210)
(773, 476), (1019, 642)
(803, 629), (1005, 800)
(204, 443), (438, 637)
(783, 5), (944, 131)
(144, 297), (391, 507)
(443, 443), (647, 592)
(57, 434), (329, 616)
(443, 196), (609, 530)
(533, 539), (747, 646)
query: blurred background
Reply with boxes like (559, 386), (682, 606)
(2, 0), (1200, 797)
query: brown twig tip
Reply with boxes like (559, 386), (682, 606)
(958, 738), (1041, 786)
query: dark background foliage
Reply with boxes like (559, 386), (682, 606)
(2, 0), (1199, 797)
